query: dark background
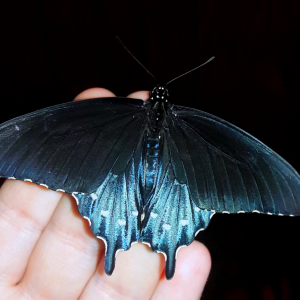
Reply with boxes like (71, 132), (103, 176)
(0, 0), (300, 299)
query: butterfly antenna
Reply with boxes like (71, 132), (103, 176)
(115, 36), (158, 83)
(165, 56), (215, 86)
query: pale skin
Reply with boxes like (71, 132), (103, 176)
(0, 88), (211, 300)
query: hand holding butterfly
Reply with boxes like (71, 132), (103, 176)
(0, 88), (211, 300)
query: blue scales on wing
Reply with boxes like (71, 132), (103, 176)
(75, 148), (143, 275)
(141, 132), (213, 279)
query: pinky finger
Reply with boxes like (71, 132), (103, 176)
(151, 242), (211, 300)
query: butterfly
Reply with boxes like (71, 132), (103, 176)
(0, 81), (300, 280)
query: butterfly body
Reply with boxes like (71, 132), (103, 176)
(141, 132), (160, 203)
(141, 85), (170, 202)
(0, 87), (300, 279)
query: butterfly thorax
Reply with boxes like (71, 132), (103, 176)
(146, 85), (170, 132)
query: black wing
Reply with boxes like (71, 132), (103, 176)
(0, 97), (147, 194)
(165, 105), (300, 215)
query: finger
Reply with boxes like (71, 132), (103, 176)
(80, 242), (165, 300)
(19, 88), (113, 299)
(20, 194), (103, 299)
(0, 180), (63, 286)
(74, 88), (115, 101)
(127, 90), (150, 101)
(152, 242), (211, 300)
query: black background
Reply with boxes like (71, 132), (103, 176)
(0, 0), (300, 299)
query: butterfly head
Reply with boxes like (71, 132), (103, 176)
(149, 85), (169, 104)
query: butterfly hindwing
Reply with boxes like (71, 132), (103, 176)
(141, 131), (213, 279)
(74, 141), (144, 275)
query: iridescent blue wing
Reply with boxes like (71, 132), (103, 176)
(0, 97), (147, 274)
(141, 130), (213, 279)
(165, 105), (300, 215)
(74, 136), (144, 275)
(0, 97), (146, 192)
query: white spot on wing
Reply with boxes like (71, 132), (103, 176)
(175, 245), (187, 259)
(142, 241), (151, 248)
(83, 216), (91, 226)
(238, 211), (245, 213)
(101, 210), (109, 217)
(15, 125), (19, 131)
(210, 210), (216, 219)
(222, 211), (230, 214)
(115, 248), (124, 258)
(180, 220), (189, 226)
(90, 193), (98, 200)
(8, 177), (16, 180)
(150, 212), (158, 218)
(40, 183), (48, 188)
(56, 189), (65, 192)
(117, 219), (126, 226)
(252, 210), (261, 213)
(72, 193), (79, 205)
(97, 236), (107, 255)
(195, 228), (204, 236)
(157, 250), (167, 261)
(163, 224), (171, 231)
(267, 212), (273, 215)
(24, 179), (32, 182)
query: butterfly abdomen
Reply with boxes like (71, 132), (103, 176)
(141, 132), (161, 204)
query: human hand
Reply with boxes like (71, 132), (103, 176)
(0, 88), (211, 300)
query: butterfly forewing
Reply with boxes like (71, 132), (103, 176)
(0, 97), (147, 193)
(166, 105), (300, 215)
